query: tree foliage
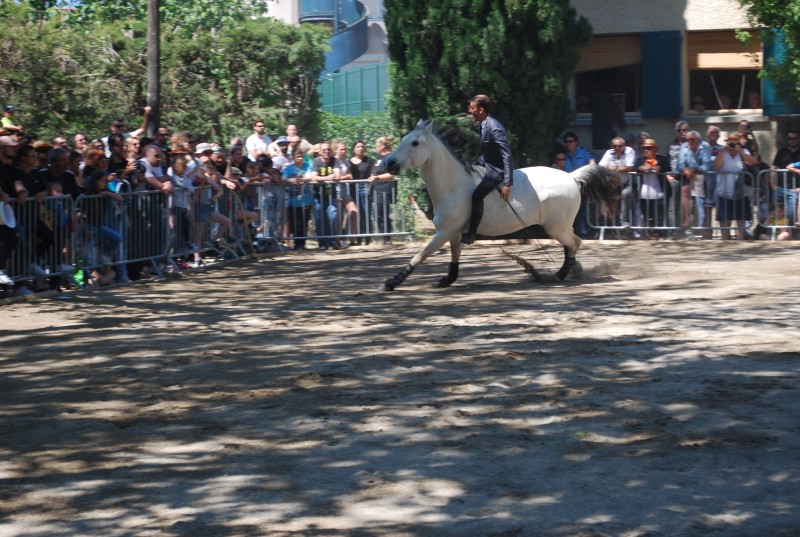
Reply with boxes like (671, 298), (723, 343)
(69, 0), (272, 36)
(0, 1), (327, 142)
(384, 0), (591, 165)
(739, 0), (800, 108)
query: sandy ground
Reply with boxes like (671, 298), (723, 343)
(1, 240), (799, 537)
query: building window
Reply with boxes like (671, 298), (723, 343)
(687, 30), (762, 113)
(574, 34), (642, 114)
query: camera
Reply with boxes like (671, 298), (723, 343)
(727, 142), (737, 148)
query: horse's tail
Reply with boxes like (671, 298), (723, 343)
(570, 164), (621, 220)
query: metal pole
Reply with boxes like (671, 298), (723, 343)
(147, 0), (160, 137)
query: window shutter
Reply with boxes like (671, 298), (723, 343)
(687, 31), (761, 70)
(641, 31), (682, 118)
(576, 35), (641, 73)
(763, 29), (800, 115)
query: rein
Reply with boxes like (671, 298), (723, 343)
(493, 184), (556, 266)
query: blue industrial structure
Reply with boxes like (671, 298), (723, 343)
(300, 0), (370, 75)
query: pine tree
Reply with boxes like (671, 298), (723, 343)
(384, 0), (591, 164)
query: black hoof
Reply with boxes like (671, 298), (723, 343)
(557, 258), (576, 281)
(434, 277), (452, 288)
(378, 282), (395, 293)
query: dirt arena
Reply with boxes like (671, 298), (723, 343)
(1, 240), (799, 537)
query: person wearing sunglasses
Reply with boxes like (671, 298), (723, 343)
(599, 137), (636, 227)
(771, 129), (800, 223)
(676, 130), (712, 234)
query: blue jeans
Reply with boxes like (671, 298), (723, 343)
(90, 224), (122, 255)
(313, 197), (339, 248)
(774, 187), (798, 223)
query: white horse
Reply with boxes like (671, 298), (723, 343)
(379, 119), (619, 292)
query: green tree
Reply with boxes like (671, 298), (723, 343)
(738, 0), (800, 108)
(69, 0), (272, 36)
(0, 1), (327, 142)
(384, 0), (591, 164)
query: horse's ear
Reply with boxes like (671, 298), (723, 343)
(421, 119), (433, 134)
(415, 118), (427, 130)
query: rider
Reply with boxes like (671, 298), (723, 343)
(461, 94), (514, 245)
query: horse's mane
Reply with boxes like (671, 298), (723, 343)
(426, 115), (481, 174)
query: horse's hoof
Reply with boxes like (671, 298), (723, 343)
(434, 277), (452, 288)
(378, 282), (395, 293)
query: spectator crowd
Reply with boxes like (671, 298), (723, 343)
(552, 120), (800, 241)
(0, 105), (402, 296)
(1, 104), (798, 298)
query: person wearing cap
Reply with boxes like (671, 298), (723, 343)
(271, 136), (292, 172)
(635, 139), (672, 238)
(1, 105), (23, 136)
(32, 140), (53, 169)
(246, 119), (272, 160)
(101, 105), (152, 157)
(209, 146), (229, 176)
(268, 124), (313, 157)
(714, 132), (758, 240)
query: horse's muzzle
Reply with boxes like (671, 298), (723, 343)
(384, 157), (400, 175)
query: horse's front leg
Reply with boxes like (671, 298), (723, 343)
(378, 229), (457, 292)
(434, 238), (461, 288)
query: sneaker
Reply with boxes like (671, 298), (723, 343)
(30, 263), (47, 277)
(189, 260), (205, 269)
(0, 270), (14, 286)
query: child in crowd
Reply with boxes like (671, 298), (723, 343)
(757, 202), (792, 241)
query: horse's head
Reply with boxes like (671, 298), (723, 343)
(383, 119), (435, 175)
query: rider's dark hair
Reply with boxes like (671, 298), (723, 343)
(470, 94), (493, 114)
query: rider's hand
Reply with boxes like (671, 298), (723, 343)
(501, 184), (511, 201)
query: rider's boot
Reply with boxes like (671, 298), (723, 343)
(460, 200), (484, 245)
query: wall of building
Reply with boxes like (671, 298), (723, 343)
(570, 0), (749, 34)
(567, 0), (784, 160)
(266, 0), (299, 25)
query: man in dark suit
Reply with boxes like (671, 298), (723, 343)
(461, 94), (514, 245)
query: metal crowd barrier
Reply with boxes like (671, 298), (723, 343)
(1, 177), (416, 288)
(245, 178), (413, 250)
(8, 194), (75, 282)
(587, 171), (765, 240)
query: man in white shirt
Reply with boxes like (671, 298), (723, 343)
(139, 145), (172, 193)
(245, 119), (272, 160)
(599, 136), (636, 227)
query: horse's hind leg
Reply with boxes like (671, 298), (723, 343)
(549, 229), (582, 281)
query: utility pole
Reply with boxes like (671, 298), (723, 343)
(147, 0), (160, 137)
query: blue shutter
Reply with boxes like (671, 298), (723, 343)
(763, 29), (800, 115)
(641, 31), (682, 118)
